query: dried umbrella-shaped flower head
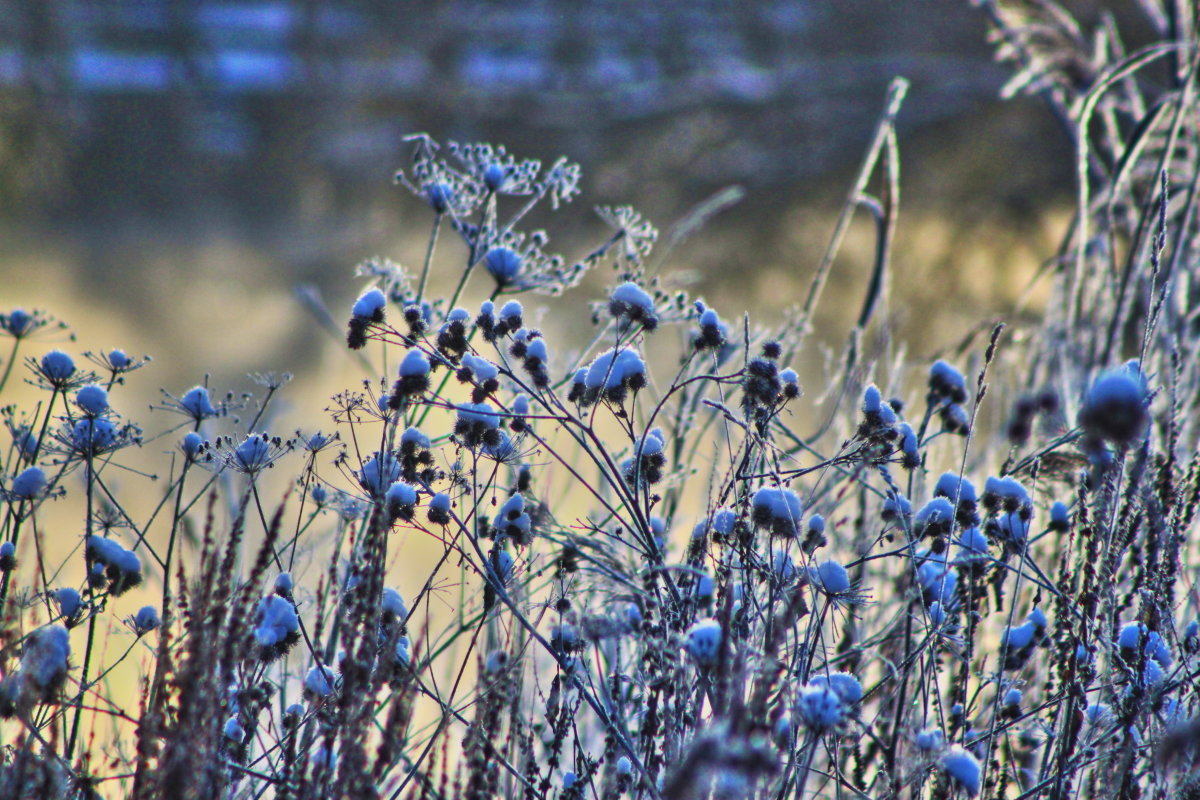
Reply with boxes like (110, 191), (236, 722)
(74, 384), (109, 417)
(197, 433), (293, 475)
(84, 348), (150, 381)
(180, 432), (204, 462)
(157, 384), (233, 423)
(30, 349), (95, 391)
(485, 247), (523, 287)
(56, 416), (141, 459)
(446, 140), (542, 196)
(7, 466), (47, 501)
(1, 308), (63, 340)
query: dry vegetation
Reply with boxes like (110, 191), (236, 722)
(3, 3), (1200, 799)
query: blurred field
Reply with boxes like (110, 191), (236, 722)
(0, 0), (1087, 400)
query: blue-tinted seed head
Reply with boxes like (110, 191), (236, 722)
(10, 466), (46, 499)
(797, 682), (845, 730)
(352, 288), (387, 321)
(928, 360), (968, 404)
(425, 182), (454, 213)
(41, 350), (76, 382)
(939, 747), (982, 795)
(483, 163), (508, 191)
(72, 418), (118, 454)
(5, 309), (31, 337)
(234, 435), (273, 472)
(685, 618), (722, 665)
(862, 385), (882, 415)
(75, 384), (109, 416)
(811, 560), (851, 595)
(181, 432), (203, 460)
(55, 587), (82, 618)
(107, 349), (132, 369)
(1080, 369), (1149, 445)
(485, 247), (523, 285)
(134, 605), (161, 635)
(180, 386), (218, 419)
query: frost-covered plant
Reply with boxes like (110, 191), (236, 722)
(3, 14), (1200, 796)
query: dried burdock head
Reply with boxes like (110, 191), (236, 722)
(493, 492), (532, 547)
(389, 348), (431, 410)
(427, 492), (452, 525)
(457, 353), (501, 403)
(801, 514), (827, 555)
(252, 595), (301, 661)
(938, 747), (982, 796)
(1079, 365), (1150, 446)
(579, 346), (646, 407)
(622, 429), (666, 488)
(742, 357), (782, 411)
(692, 302), (728, 351)
(934, 472), (980, 527)
(513, 330), (551, 389)
(85, 535), (143, 596)
(385, 480), (419, 522)
(999, 608), (1048, 671)
(454, 402), (503, 450)
(928, 359), (968, 405)
(981, 476), (1032, 518)
(608, 282), (659, 331)
(751, 486), (804, 538)
(914, 497), (955, 540)
(939, 402), (971, 436)
(345, 288), (387, 350)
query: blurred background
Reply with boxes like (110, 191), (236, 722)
(0, 0), (1134, 398)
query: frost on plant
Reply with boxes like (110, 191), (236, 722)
(3, 44), (1200, 800)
